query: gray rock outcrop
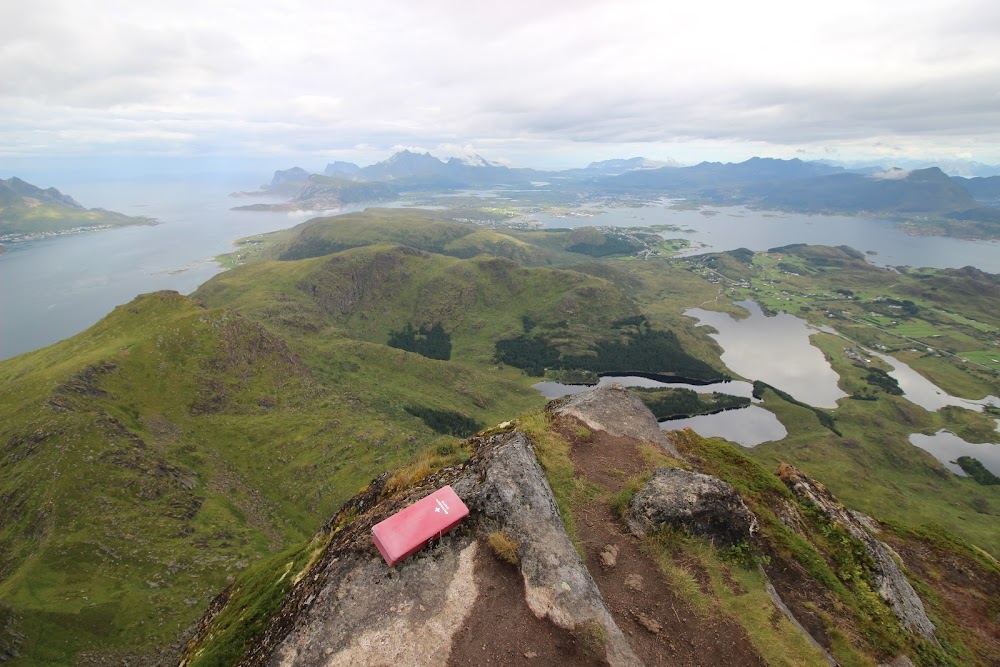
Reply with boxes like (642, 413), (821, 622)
(456, 432), (643, 667)
(776, 463), (938, 644)
(626, 467), (758, 547)
(549, 383), (682, 457)
(243, 431), (643, 667)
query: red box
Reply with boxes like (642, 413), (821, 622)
(371, 485), (470, 567)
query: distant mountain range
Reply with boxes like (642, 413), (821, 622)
(0, 177), (153, 240)
(240, 152), (1000, 228)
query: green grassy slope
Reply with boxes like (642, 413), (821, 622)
(224, 208), (662, 269)
(197, 243), (641, 365)
(3, 229), (716, 663)
(0, 292), (427, 665)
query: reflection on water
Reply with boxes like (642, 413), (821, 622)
(532, 375), (754, 400)
(909, 430), (1000, 477)
(531, 375), (783, 448)
(660, 405), (787, 447)
(870, 352), (1000, 412)
(685, 301), (847, 408)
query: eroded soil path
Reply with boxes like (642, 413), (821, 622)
(559, 419), (766, 667)
(448, 544), (604, 667)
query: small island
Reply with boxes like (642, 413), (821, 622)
(0, 177), (156, 245)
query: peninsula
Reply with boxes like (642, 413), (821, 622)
(0, 176), (155, 244)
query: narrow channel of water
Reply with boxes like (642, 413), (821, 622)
(532, 375), (754, 399)
(870, 352), (1000, 412)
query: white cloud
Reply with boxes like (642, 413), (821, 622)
(870, 168), (913, 180)
(0, 0), (998, 166)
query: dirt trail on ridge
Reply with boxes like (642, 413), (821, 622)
(559, 419), (766, 667)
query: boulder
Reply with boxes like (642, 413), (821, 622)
(549, 383), (682, 457)
(626, 468), (757, 547)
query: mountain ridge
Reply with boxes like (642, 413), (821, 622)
(179, 384), (999, 667)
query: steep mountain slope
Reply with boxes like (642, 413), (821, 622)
(0, 227), (723, 663)
(953, 175), (1000, 205)
(356, 150), (542, 187)
(4, 191), (997, 665)
(597, 157), (844, 192)
(180, 386), (1000, 666)
(745, 167), (980, 214)
(0, 292), (452, 665)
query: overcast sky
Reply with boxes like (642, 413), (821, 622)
(2, 0), (999, 170)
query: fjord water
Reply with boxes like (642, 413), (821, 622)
(0, 180), (368, 360)
(531, 203), (1000, 272)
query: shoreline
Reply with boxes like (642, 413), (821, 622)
(0, 216), (159, 245)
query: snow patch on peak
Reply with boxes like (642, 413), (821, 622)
(869, 167), (912, 180)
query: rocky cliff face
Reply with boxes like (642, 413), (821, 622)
(776, 464), (938, 643)
(181, 386), (993, 667)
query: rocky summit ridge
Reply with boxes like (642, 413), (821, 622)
(180, 385), (997, 667)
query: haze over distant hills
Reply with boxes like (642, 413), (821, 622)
(237, 152), (1000, 232)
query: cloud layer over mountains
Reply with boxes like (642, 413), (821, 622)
(2, 0), (999, 167)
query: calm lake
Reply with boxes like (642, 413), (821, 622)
(684, 301), (847, 408)
(660, 405), (787, 446)
(534, 373), (786, 447)
(909, 430), (1000, 477)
